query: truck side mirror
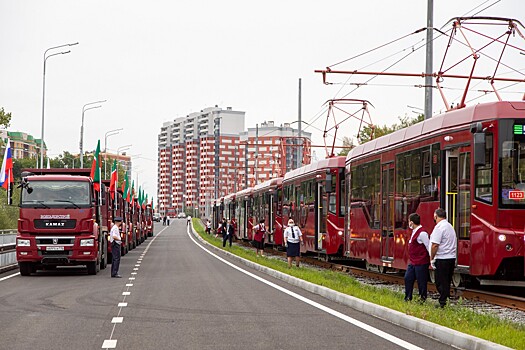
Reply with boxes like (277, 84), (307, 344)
(473, 132), (486, 166)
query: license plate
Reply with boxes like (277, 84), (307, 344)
(46, 246), (64, 251)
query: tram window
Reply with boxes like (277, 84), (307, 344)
(329, 194), (336, 214)
(340, 175), (345, 217)
(422, 150), (431, 176)
(475, 133), (493, 204)
(500, 120), (525, 207)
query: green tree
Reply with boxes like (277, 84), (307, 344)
(359, 114), (424, 144)
(0, 107), (12, 129)
(338, 136), (356, 156)
(13, 158), (37, 180)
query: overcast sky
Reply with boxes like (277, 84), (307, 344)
(1, 0), (523, 197)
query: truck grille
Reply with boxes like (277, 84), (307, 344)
(36, 237), (75, 245)
(34, 219), (76, 229)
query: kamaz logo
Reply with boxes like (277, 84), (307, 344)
(45, 222), (65, 227)
(53, 238), (58, 245)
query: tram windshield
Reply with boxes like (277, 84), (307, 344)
(500, 120), (525, 208)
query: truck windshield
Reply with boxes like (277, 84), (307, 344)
(500, 119), (525, 208)
(21, 181), (91, 208)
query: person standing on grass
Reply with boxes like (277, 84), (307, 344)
(430, 208), (457, 308)
(252, 218), (266, 257)
(216, 217), (226, 238)
(404, 213), (430, 302)
(283, 219), (304, 268)
(222, 218), (234, 248)
(205, 219), (212, 234)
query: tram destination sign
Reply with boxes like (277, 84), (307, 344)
(513, 124), (525, 135)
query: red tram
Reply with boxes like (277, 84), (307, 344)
(282, 157), (346, 256)
(252, 178), (284, 246)
(346, 101), (525, 286)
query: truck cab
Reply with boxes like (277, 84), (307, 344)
(16, 169), (107, 276)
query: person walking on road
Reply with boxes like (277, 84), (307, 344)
(166, 215), (170, 226)
(430, 208), (457, 308)
(222, 218), (234, 248)
(252, 219), (266, 257)
(162, 215), (166, 226)
(283, 219), (304, 268)
(110, 217), (123, 278)
(404, 213), (430, 302)
(187, 215), (192, 227)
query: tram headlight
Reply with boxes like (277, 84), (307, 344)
(505, 244), (513, 252)
(498, 234), (506, 242)
(338, 231), (343, 236)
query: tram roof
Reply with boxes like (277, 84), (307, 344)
(235, 186), (254, 197)
(283, 156), (346, 182)
(346, 101), (525, 162)
(224, 193), (236, 203)
(253, 177), (283, 192)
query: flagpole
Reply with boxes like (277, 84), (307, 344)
(7, 168), (10, 205)
(114, 165), (118, 211)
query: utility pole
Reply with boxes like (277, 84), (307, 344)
(244, 142), (248, 189)
(424, 0), (433, 119)
(297, 78), (302, 169)
(255, 124), (259, 185)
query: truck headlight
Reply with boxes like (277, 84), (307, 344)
(17, 239), (30, 247)
(80, 239), (95, 247)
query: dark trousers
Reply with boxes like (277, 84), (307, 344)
(435, 258), (456, 306)
(404, 263), (429, 301)
(111, 242), (121, 277)
(222, 233), (232, 247)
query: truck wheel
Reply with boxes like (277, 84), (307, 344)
(87, 261), (98, 275)
(19, 262), (33, 276)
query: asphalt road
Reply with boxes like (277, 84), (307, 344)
(0, 221), (456, 350)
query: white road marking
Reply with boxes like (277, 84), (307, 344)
(126, 284), (133, 287)
(111, 317), (123, 323)
(135, 264), (140, 267)
(0, 272), (19, 282)
(187, 227), (423, 350)
(102, 225), (170, 350)
(102, 339), (117, 348)
(133, 268), (139, 271)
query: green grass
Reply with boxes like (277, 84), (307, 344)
(193, 218), (525, 349)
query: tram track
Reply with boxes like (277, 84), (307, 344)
(236, 240), (525, 312)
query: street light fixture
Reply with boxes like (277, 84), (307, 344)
(40, 42), (79, 168)
(104, 128), (123, 178)
(80, 100), (107, 168)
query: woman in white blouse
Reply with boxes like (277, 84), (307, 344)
(283, 219), (304, 268)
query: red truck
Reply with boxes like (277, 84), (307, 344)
(145, 204), (154, 237)
(16, 169), (109, 276)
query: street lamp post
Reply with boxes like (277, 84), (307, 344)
(104, 128), (123, 178)
(40, 42), (78, 169)
(80, 100), (107, 168)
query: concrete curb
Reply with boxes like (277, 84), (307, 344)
(190, 224), (512, 350)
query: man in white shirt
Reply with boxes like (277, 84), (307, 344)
(430, 208), (457, 308)
(110, 217), (123, 278)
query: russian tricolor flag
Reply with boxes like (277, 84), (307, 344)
(0, 138), (14, 190)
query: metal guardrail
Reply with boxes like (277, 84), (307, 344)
(0, 230), (18, 272)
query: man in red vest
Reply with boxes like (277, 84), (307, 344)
(404, 213), (431, 302)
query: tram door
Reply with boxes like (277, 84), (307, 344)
(316, 182), (328, 251)
(445, 149), (471, 268)
(268, 193), (274, 243)
(381, 163), (395, 263)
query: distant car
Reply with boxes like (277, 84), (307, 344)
(177, 213), (186, 219)
(153, 214), (161, 222)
